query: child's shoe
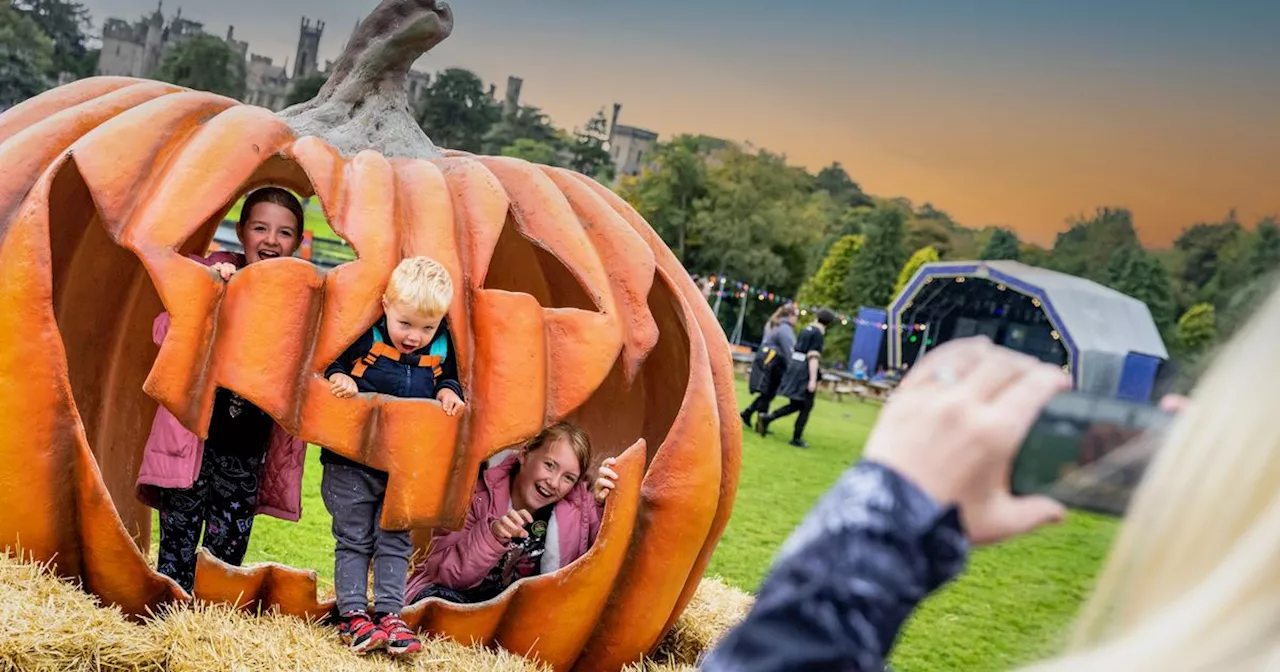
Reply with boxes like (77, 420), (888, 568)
(376, 612), (423, 655)
(339, 610), (387, 654)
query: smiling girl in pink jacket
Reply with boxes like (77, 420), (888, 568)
(135, 187), (308, 593)
(405, 422), (619, 605)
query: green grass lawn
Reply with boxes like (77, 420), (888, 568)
(155, 375), (1119, 670)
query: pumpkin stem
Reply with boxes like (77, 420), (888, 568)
(278, 0), (453, 160)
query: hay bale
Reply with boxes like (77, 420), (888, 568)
(0, 552), (751, 672)
(0, 550), (164, 671)
(150, 604), (545, 672)
(647, 575), (754, 668)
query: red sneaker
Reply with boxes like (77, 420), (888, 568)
(376, 613), (422, 655)
(338, 610), (387, 654)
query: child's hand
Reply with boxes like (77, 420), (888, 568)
(592, 457), (619, 505)
(436, 388), (465, 416)
(210, 262), (237, 281)
(490, 508), (533, 544)
(328, 373), (358, 398)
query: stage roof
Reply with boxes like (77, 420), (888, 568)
(891, 260), (1169, 360)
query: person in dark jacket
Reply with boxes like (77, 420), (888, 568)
(321, 256), (466, 656)
(758, 307), (836, 447)
(742, 304), (798, 427)
(703, 336), (1073, 671)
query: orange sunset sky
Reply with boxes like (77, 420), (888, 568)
(84, 0), (1280, 247)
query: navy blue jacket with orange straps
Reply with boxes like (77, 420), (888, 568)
(321, 316), (464, 469)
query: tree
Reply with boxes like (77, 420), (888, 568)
(981, 228), (1021, 261)
(798, 235), (863, 310)
(286, 73), (328, 107)
(565, 108), (614, 182)
(153, 35), (246, 100)
(904, 218), (952, 259)
(1252, 217), (1280, 276)
(847, 206), (907, 308)
(813, 161), (872, 209)
(1103, 246), (1176, 333)
(0, 3), (54, 109)
(1175, 303), (1217, 355)
(1021, 243), (1051, 267)
(417, 67), (501, 153)
(616, 135), (709, 264)
(1046, 207), (1140, 283)
(895, 246), (940, 296)
(482, 104), (560, 155)
(500, 138), (560, 166)
(13, 0), (92, 79)
(1172, 216), (1243, 292)
(691, 145), (827, 293)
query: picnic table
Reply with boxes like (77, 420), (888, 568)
(821, 370), (896, 403)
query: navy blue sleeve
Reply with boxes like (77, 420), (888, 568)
(700, 461), (969, 672)
(324, 328), (373, 380)
(435, 326), (464, 401)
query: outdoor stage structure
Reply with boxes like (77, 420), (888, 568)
(869, 260), (1172, 402)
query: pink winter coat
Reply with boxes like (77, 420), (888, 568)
(405, 453), (602, 601)
(135, 251), (308, 522)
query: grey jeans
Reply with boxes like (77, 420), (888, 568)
(320, 461), (413, 615)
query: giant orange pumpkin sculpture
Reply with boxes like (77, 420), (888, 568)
(0, 1), (741, 669)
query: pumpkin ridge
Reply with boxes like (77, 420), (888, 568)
(568, 176), (744, 633)
(475, 157), (613, 316)
(0, 77), (172, 147)
(576, 268), (723, 668)
(0, 82), (181, 241)
(0, 155), (184, 615)
(118, 106), (295, 254)
(67, 92), (242, 244)
(538, 166), (660, 385)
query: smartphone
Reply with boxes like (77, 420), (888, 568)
(1010, 391), (1174, 516)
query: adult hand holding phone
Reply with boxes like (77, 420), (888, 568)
(863, 336), (1072, 545)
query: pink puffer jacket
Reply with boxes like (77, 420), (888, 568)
(405, 453), (602, 601)
(134, 251), (308, 521)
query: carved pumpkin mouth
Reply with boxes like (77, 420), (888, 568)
(0, 77), (741, 671)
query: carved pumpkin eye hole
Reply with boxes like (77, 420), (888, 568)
(482, 212), (598, 312)
(45, 153), (318, 549)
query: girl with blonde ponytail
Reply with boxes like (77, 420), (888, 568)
(1025, 285), (1280, 672)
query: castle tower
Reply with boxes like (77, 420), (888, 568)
(503, 76), (523, 118)
(142, 0), (165, 77)
(293, 17), (325, 79)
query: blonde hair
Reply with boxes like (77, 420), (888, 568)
(384, 256), (453, 318)
(1020, 286), (1280, 671)
(525, 422), (593, 479)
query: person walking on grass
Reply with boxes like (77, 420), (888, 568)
(758, 308), (835, 448)
(741, 304), (798, 428)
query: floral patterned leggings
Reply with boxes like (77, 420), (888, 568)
(156, 444), (264, 592)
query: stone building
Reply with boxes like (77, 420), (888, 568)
(607, 104), (659, 178)
(97, 3), (202, 78)
(244, 55), (290, 111)
(95, 6), (434, 113)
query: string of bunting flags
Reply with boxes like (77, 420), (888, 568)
(691, 272), (928, 332)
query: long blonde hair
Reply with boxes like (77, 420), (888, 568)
(1023, 285), (1280, 670)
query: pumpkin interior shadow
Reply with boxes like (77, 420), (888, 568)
(483, 211), (599, 312)
(47, 155), (317, 553)
(478, 208), (688, 468)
